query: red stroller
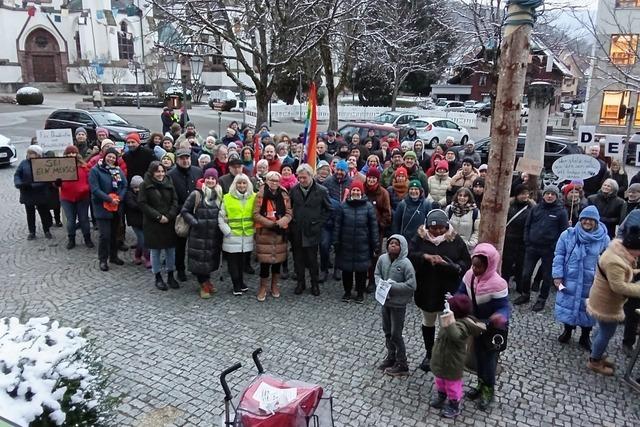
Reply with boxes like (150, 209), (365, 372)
(220, 348), (335, 427)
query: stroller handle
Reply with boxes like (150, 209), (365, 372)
(220, 363), (242, 401)
(252, 348), (264, 374)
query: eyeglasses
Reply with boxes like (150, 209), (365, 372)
(267, 179), (280, 183)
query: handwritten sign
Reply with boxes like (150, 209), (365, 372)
(30, 157), (78, 182)
(252, 382), (297, 413)
(578, 126), (596, 147)
(551, 154), (600, 181)
(36, 129), (73, 152)
(375, 279), (393, 305)
(515, 157), (543, 176)
(605, 135), (624, 158)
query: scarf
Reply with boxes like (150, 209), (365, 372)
(202, 185), (218, 207)
(99, 160), (122, 190)
(425, 229), (447, 246)
(260, 186), (287, 220)
(451, 200), (475, 217)
(392, 180), (409, 200)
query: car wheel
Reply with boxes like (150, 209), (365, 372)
(429, 137), (439, 149)
(460, 135), (468, 145)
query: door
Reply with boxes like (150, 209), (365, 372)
(32, 55), (56, 82)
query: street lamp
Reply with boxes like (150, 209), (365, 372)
(163, 54), (178, 81)
(297, 67), (303, 121)
(128, 60), (141, 109)
(190, 55), (204, 82)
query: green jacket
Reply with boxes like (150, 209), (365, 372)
(431, 317), (485, 380)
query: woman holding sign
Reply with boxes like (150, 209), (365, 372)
(59, 145), (93, 250)
(14, 145), (53, 240)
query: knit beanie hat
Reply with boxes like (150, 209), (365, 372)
(448, 294), (472, 319)
(543, 184), (560, 197)
(27, 144), (43, 156)
(579, 205), (600, 222)
(403, 150), (417, 160)
(350, 180), (365, 193)
(317, 160), (330, 170)
(162, 153), (175, 164)
(627, 183), (640, 194)
(75, 127), (87, 136)
(336, 159), (348, 172)
(513, 184), (529, 196)
(395, 166), (408, 178)
(101, 139), (115, 150)
(163, 133), (174, 143)
(408, 180), (422, 189)
(562, 184), (576, 196)
(130, 175), (144, 188)
(461, 157), (475, 166)
(126, 132), (140, 144)
(426, 209), (449, 227)
(105, 147), (119, 158)
(435, 161), (449, 172)
(96, 127), (108, 136)
(63, 145), (79, 155)
(366, 168), (381, 180)
(391, 148), (402, 158)
(623, 225), (640, 250)
(203, 168), (219, 180)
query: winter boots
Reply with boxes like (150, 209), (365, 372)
(84, 234), (94, 248)
(384, 362), (409, 376)
(167, 271), (180, 289)
(155, 273), (168, 291)
(579, 328), (592, 351)
(271, 274), (281, 298)
(200, 281), (214, 299)
(257, 278), (269, 302)
(441, 400), (461, 418)
(419, 325), (436, 372)
(66, 236), (76, 250)
(377, 356), (395, 371)
(429, 391), (447, 409)
(558, 324), (573, 343)
(587, 358), (614, 376)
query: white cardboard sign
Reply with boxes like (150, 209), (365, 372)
(605, 135), (624, 158)
(578, 126), (596, 147)
(551, 154), (601, 181)
(36, 129), (73, 153)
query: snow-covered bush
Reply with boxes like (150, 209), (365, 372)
(0, 317), (119, 426)
(15, 87), (44, 105)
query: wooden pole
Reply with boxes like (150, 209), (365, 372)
(479, 4), (535, 253)
(523, 81), (555, 194)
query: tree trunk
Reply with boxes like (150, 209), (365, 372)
(255, 87), (270, 129)
(479, 4), (533, 255)
(390, 82), (400, 111)
(320, 41), (338, 131)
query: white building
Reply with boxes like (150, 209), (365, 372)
(584, 0), (640, 135)
(0, 0), (252, 92)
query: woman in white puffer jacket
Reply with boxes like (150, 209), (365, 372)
(445, 187), (480, 251)
(427, 160), (450, 206)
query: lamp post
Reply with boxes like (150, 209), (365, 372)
(128, 60), (141, 109)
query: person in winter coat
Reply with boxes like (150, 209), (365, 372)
(585, 226), (640, 375)
(445, 187), (480, 252)
(125, 175), (146, 266)
(88, 148), (128, 271)
(409, 209), (471, 373)
(392, 180), (438, 242)
(219, 174), (256, 295)
(427, 161), (450, 206)
(583, 144), (608, 197)
(607, 159), (628, 198)
(279, 163), (298, 191)
(375, 234), (417, 377)
(253, 171), (292, 301)
(587, 178), (626, 239)
(562, 183), (588, 226)
(457, 243), (510, 411)
(87, 139), (128, 176)
(617, 211), (640, 356)
(387, 166), (409, 212)
(515, 185), (569, 311)
(59, 145), (93, 249)
(458, 141), (481, 168)
(380, 149), (404, 188)
(123, 133), (156, 182)
(364, 168), (392, 290)
(333, 180), (379, 303)
(429, 294), (485, 418)
(14, 145), (53, 240)
(621, 183), (640, 219)
(289, 164), (333, 296)
(501, 185), (534, 293)
(138, 161), (180, 290)
(403, 151), (429, 195)
(472, 177), (485, 206)
(414, 139), (430, 172)
(447, 157), (478, 204)
(181, 168), (223, 299)
(552, 206), (610, 351)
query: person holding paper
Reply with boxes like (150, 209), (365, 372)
(552, 206), (610, 351)
(374, 234), (416, 377)
(409, 209), (470, 374)
(14, 145), (53, 240)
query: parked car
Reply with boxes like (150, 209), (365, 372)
(208, 89), (238, 111)
(521, 104), (529, 116)
(0, 134), (18, 166)
(464, 100), (479, 113)
(44, 109), (150, 144)
(434, 100), (466, 112)
(476, 102), (492, 117)
(571, 108), (584, 117)
(371, 111), (421, 128)
(407, 117), (469, 148)
(337, 122), (400, 143)
(474, 134), (582, 180)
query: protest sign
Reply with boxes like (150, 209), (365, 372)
(577, 126), (596, 147)
(605, 135), (624, 158)
(30, 157), (78, 182)
(551, 154), (600, 181)
(36, 129), (73, 152)
(515, 157), (543, 176)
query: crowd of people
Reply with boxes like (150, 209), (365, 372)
(13, 118), (640, 418)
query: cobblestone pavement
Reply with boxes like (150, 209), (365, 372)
(1, 164), (639, 427)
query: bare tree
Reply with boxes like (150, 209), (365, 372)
(111, 68), (127, 94)
(152, 0), (360, 126)
(76, 65), (100, 94)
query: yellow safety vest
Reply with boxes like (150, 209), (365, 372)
(223, 193), (255, 236)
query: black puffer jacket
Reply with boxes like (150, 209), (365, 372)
(524, 199), (569, 248)
(333, 197), (379, 272)
(181, 188), (222, 275)
(587, 191), (626, 238)
(391, 196), (439, 242)
(125, 188), (143, 228)
(138, 174), (179, 249)
(289, 182), (332, 247)
(505, 199), (534, 246)
(409, 226), (470, 312)
(167, 165), (203, 209)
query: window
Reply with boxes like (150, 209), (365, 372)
(118, 21), (134, 61)
(72, 112), (93, 125)
(545, 141), (564, 154)
(600, 90), (630, 125)
(610, 34), (638, 65)
(74, 31), (81, 60)
(616, 0), (640, 7)
(479, 75), (487, 87)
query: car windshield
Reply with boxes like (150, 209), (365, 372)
(436, 100), (448, 106)
(408, 120), (428, 128)
(374, 113), (398, 123)
(92, 112), (129, 126)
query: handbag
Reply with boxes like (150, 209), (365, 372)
(469, 276), (508, 352)
(175, 191), (201, 238)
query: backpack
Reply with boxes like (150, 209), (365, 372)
(447, 206), (479, 233)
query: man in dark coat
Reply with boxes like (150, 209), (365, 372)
(515, 185), (569, 311)
(167, 148), (203, 281)
(583, 144), (607, 197)
(123, 132), (156, 182)
(501, 185), (534, 293)
(289, 164), (332, 296)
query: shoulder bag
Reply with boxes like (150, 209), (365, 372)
(175, 191), (202, 238)
(470, 276), (508, 352)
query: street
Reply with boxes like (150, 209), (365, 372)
(0, 99), (639, 425)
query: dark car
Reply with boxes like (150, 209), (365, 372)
(474, 134), (582, 178)
(44, 109), (150, 144)
(337, 122), (401, 143)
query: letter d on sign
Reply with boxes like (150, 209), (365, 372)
(578, 126), (595, 147)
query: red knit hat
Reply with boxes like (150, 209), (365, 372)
(562, 184), (576, 196)
(126, 132), (141, 143)
(366, 168), (381, 179)
(350, 180), (365, 192)
(435, 160), (449, 172)
(63, 145), (79, 155)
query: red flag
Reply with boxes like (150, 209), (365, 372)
(253, 134), (260, 175)
(304, 83), (318, 171)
